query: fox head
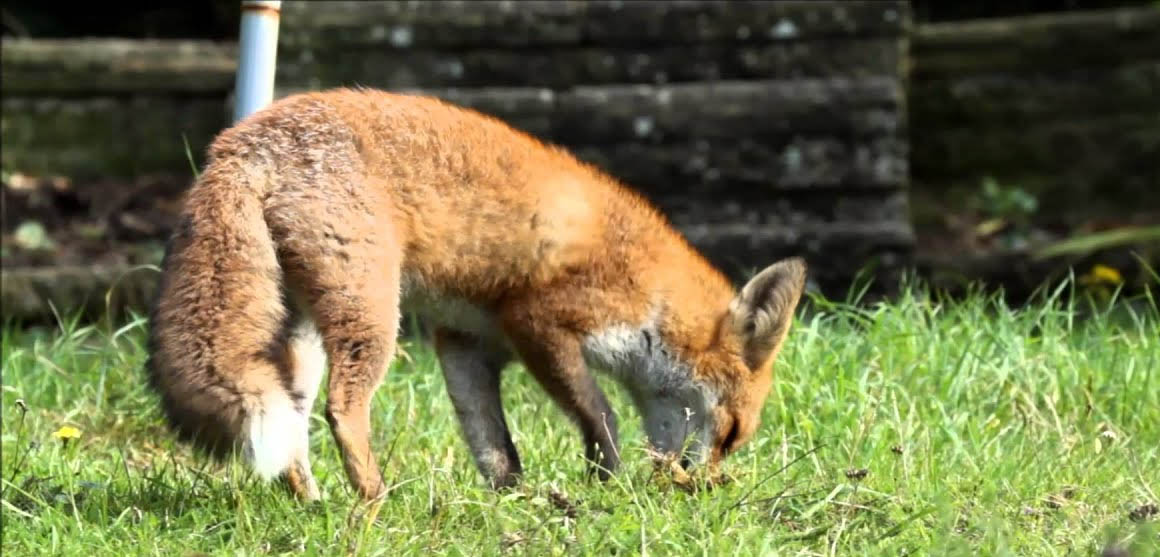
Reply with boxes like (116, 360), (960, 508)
(699, 256), (807, 465)
(588, 257), (807, 470)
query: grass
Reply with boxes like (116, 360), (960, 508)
(2, 278), (1158, 556)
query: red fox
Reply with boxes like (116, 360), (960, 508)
(145, 87), (807, 501)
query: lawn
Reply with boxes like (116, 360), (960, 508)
(2, 279), (1158, 556)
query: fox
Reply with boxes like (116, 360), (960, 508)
(145, 87), (807, 501)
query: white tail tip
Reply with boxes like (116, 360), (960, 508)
(243, 395), (308, 480)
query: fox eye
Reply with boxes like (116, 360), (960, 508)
(720, 417), (740, 455)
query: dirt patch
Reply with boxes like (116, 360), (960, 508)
(3, 172), (190, 269)
(911, 185), (1160, 302)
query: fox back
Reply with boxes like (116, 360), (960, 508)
(145, 88), (807, 501)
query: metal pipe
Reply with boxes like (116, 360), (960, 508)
(233, 1), (282, 122)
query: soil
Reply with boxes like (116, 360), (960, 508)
(3, 172), (189, 268)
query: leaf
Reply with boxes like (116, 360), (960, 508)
(1033, 226), (1160, 261)
(974, 218), (1008, 238)
(12, 221), (56, 251)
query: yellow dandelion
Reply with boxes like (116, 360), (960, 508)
(1080, 264), (1123, 286)
(52, 425), (81, 441)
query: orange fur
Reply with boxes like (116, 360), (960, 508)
(145, 88), (807, 500)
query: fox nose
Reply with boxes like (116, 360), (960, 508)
(679, 455), (693, 471)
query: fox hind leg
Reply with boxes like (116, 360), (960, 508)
(309, 264), (401, 500)
(270, 201), (403, 500)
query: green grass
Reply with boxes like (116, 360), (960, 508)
(3, 279), (1159, 556)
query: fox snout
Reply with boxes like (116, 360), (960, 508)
(641, 417), (723, 475)
(636, 390), (715, 466)
(637, 379), (766, 470)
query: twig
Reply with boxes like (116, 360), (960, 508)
(718, 441), (828, 521)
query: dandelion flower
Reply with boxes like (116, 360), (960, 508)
(1081, 264), (1123, 286)
(52, 425), (81, 441)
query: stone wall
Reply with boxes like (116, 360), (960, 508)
(273, 0), (915, 291)
(1, 39), (237, 178)
(1, 1), (915, 323)
(1, 39), (239, 321)
(909, 6), (1160, 226)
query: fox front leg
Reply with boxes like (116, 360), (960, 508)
(435, 328), (522, 489)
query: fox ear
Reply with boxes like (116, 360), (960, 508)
(728, 257), (807, 370)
